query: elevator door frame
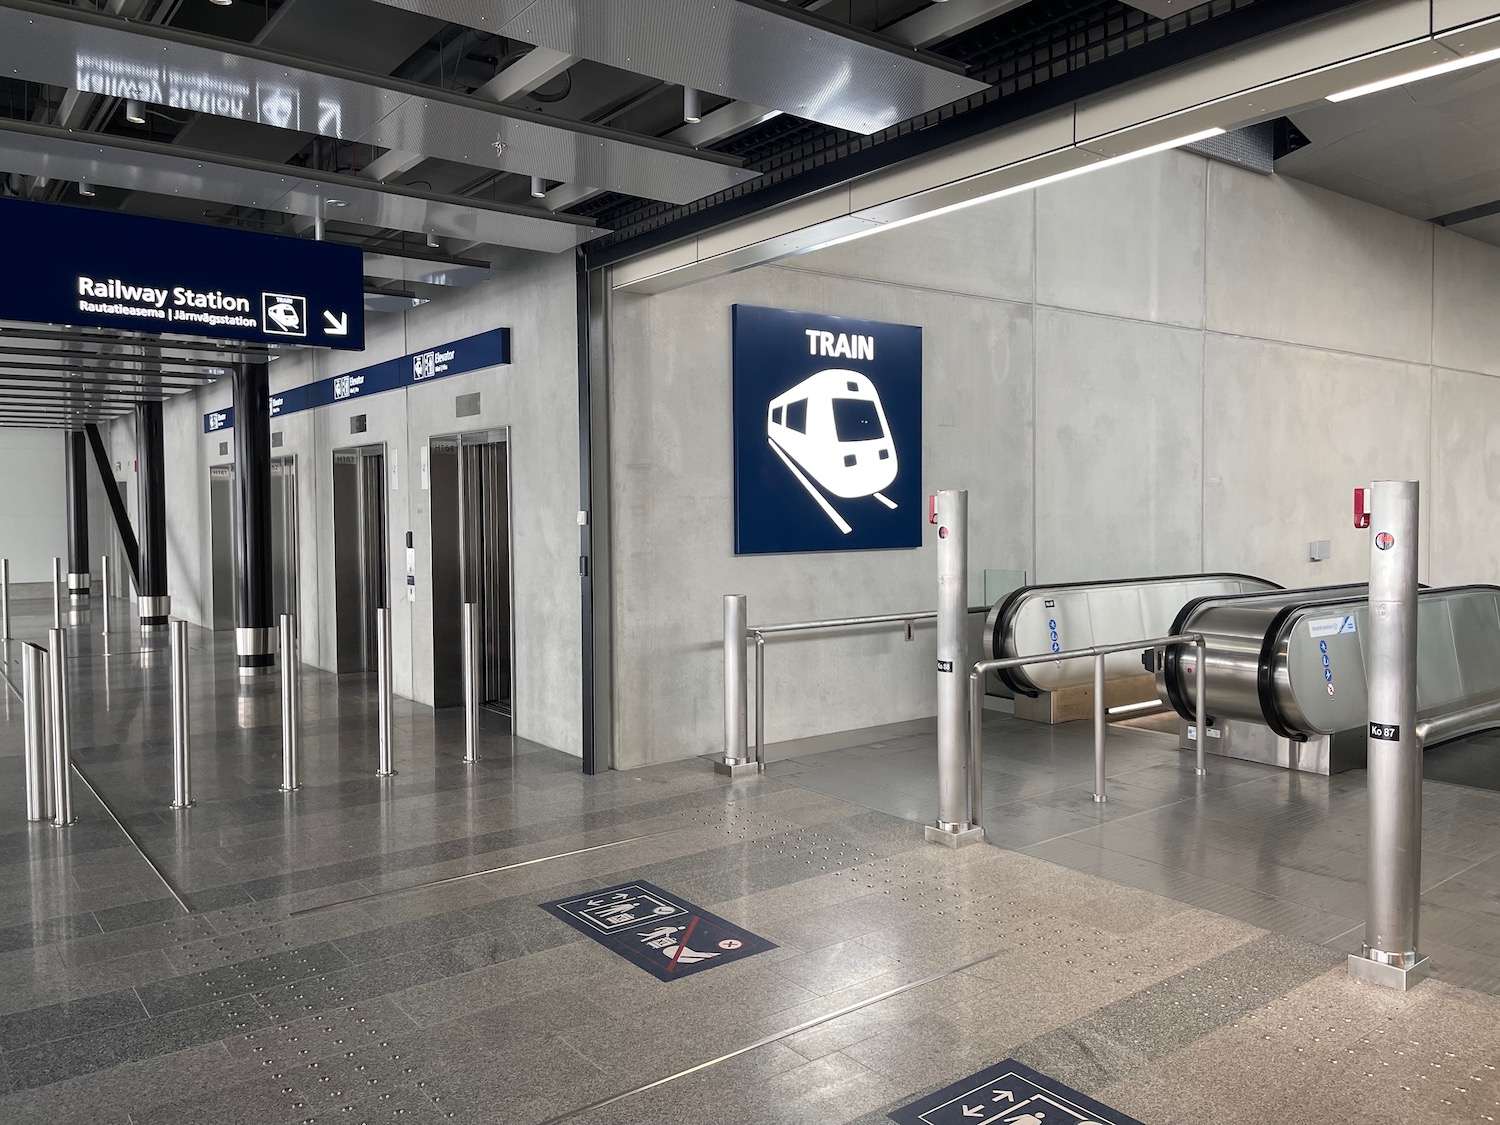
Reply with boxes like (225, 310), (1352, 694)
(332, 443), (389, 674)
(271, 455), (300, 624)
(431, 427), (515, 718)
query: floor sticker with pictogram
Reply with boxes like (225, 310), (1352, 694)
(539, 880), (776, 981)
(889, 1059), (1146, 1125)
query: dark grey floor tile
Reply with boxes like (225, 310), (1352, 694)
(0, 987), (147, 1051)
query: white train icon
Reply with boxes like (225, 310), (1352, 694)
(766, 369), (899, 534)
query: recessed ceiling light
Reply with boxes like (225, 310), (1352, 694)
(209, 0), (232, 6)
(327, 198), (348, 208)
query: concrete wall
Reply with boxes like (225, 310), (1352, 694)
(0, 429), (66, 584)
(114, 250), (582, 756)
(606, 149), (1500, 768)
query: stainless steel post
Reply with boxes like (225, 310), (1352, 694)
(754, 632), (766, 772)
(170, 620), (193, 808)
(52, 557), (62, 628)
(377, 608), (395, 777)
(717, 595), (752, 776)
(927, 490), (982, 847)
(462, 602), (480, 764)
(1194, 637), (1208, 776)
(968, 672), (984, 830)
(48, 628), (75, 826)
(100, 554), (111, 638)
(279, 614), (300, 792)
(1092, 653), (1108, 803)
(1, 558), (10, 640)
(22, 642), (53, 821)
(1350, 479), (1427, 990)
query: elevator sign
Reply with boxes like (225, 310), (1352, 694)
(0, 196), (363, 349)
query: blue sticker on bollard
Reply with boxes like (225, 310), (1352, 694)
(541, 881), (775, 981)
(890, 1059), (1146, 1125)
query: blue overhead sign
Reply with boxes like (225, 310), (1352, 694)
(204, 329), (509, 432)
(732, 305), (922, 555)
(0, 196), (364, 349)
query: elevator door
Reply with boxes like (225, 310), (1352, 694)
(430, 430), (512, 713)
(332, 446), (387, 673)
(270, 456), (299, 621)
(209, 465), (235, 630)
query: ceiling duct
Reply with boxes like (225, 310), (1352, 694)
(369, 0), (989, 133)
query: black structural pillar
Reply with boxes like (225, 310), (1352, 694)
(232, 361), (275, 677)
(135, 402), (170, 630)
(64, 430), (90, 601)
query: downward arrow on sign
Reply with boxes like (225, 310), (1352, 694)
(323, 310), (349, 336)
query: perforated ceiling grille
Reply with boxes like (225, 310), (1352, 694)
(580, 0), (1292, 248)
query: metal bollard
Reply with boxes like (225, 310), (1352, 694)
(22, 642), (53, 821)
(170, 620), (193, 808)
(1, 558), (10, 641)
(754, 631), (766, 773)
(48, 628), (75, 826)
(719, 594), (749, 774)
(377, 608), (396, 777)
(462, 602), (480, 763)
(927, 489), (982, 847)
(100, 554), (111, 638)
(52, 557), (62, 629)
(1092, 653), (1108, 803)
(279, 614), (300, 792)
(1194, 637), (1208, 776)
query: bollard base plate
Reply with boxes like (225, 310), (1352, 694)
(1348, 953), (1430, 991)
(925, 824), (985, 849)
(377, 769), (398, 778)
(279, 784), (300, 793)
(714, 759), (758, 778)
(1092, 793), (1107, 804)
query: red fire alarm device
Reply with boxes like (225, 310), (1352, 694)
(1353, 487), (1371, 529)
(928, 495), (939, 525)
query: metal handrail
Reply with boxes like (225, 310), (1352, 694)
(966, 631), (1208, 827)
(744, 605), (991, 768)
(753, 605), (991, 637)
(1415, 696), (1500, 748)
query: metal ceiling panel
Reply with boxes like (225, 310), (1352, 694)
(0, 0), (755, 203)
(370, 0), (990, 134)
(0, 121), (600, 253)
(361, 254), (494, 288)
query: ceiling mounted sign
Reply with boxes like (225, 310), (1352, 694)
(0, 197), (365, 350)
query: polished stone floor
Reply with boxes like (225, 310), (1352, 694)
(0, 593), (1497, 1124)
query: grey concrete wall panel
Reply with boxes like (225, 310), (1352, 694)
(1429, 367), (1500, 588)
(607, 266), (1031, 768)
(371, 0), (988, 133)
(1034, 308), (1204, 581)
(1432, 227), (1500, 377)
(1206, 165), (1434, 364)
(1036, 150), (1207, 328)
(0, 121), (598, 253)
(0, 430), (67, 583)
(793, 189), (1034, 303)
(1201, 333), (1431, 588)
(0, 0), (753, 204)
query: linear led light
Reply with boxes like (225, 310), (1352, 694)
(813, 127), (1225, 252)
(1326, 45), (1500, 102)
(1107, 699), (1164, 716)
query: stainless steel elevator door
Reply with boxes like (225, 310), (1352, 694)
(332, 446), (388, 674)
(270, 456), (299, 621)
(209, 464), (235, 631)
(430, 430), (513, 713)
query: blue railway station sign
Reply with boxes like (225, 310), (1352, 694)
(0, 196), (364, 349)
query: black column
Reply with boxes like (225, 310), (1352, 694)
(135, 402), (170, 629)
(232, 361), (275, 676)
(64, 430), (90, 601)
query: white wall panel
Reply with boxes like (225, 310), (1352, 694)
(1429, 367), (1500, 587)
(1034, 308), (1204, 581)
(1202, 333), (1431, 587)
(0, 429), (66, 584)
(1207, 164), (1434, 363)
